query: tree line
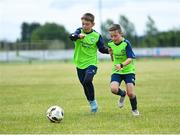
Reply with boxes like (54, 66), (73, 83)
(101, 15), (180, 47)
(1, 15), (180, 50)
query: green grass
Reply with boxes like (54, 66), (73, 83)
(0, 59), (180, 133)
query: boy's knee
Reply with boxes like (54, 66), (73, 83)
(83, 77), (92, 85)
(83, 71), (95, 85)
(127, 92), (135, 98)
(110, 85), (118, 94)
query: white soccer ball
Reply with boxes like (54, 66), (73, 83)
(46, 105), (64, 123)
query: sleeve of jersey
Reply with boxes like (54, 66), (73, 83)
(69, 28), (81, 41)
(97, 36), (109, 54)
(126, 42), (136, 58)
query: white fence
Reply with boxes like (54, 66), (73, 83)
(0, 47), (180, 62)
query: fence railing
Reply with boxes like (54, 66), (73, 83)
(1, 47), (180, 62)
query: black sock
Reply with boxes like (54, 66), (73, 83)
(130, 96), (137, 110)
(118, 89), (126, 97)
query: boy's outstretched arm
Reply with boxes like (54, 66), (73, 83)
(69, 28), (81, 41)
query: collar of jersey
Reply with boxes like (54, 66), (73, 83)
(82, 29), (94, 34)
(114, 37), (125, 46)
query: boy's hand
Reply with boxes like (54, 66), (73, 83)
(108, 48), (113, 55)
(115, 64), (123, 70)
(79, 34), (86, 39)
(108, 48), (114, 61)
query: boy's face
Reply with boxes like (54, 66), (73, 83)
(81, 19), (94, 33)
(109, 30), (123, 44)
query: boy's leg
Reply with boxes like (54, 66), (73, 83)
(77, 66), (98, 113)
(125, 74), (139, 116)
(83, 65), (97, 101)
(118, 88), (126, 108)
(83, 65), (98, 112)
(126, 83), (137, 109)
(130, 96), (139, 116)
(110, 74), (126, 108)
(76, 68), (90, 101)
(127, 84), (139, 116)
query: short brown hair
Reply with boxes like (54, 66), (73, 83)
(108, 24), (122, 33)
(81, 13), (95, 23)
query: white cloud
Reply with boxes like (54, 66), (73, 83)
(0, 0), (180, 41)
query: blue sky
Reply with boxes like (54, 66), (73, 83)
(0, 0), (180, 41)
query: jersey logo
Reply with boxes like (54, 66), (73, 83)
(121, 49), (126, 54)
(90, 38), (96, 43)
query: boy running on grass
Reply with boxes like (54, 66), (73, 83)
(107, 24), (139, 116)
(69, 13), (109, 113)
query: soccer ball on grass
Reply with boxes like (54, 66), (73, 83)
(46, 105), (64, 123)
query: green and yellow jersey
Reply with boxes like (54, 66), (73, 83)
(108, 38), (136, 74)
(69, 28), (109, 69)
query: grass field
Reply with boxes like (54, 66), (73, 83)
(0, 59), (180, 134)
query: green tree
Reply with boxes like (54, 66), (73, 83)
(101, 19), (114, 43)
(157, 29), (180, 47)
(31, 23), (72, 49)
(174, 29), (180, 46)
(21, 22), (29, 41)
(21, 22), (40, 42)
(118, 15), (136, 36)
(145, 16), (158, 35)
(143, 16), (158, 47)
(118, 15), (138, 47)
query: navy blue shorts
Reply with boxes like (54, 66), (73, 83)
(76, 65), (97, 84)
(111, 73), (135, 85)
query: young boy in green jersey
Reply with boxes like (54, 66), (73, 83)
(107, 24), (139, 116)
(69, 13), (109, 113)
